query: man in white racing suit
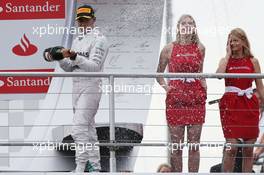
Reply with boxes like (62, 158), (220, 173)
(58, 5), (109, 172)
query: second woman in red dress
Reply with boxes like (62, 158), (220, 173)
(216, 28), (264, 172)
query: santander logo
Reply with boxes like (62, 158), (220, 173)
(12, 34), (38, 56)
(0, 0), (65, 20)
(0, 80), (5, 87)
(0, 69), (54, 94)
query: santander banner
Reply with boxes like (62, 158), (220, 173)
(0, 0), (65, 20)
(0, 69), (53, 94)
(0, 0), (66, 99)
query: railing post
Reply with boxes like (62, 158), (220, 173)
(109, 75), (116, 172)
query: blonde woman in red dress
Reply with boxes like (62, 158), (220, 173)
(216, 28), (264, 172)
(157, 14), (207, 172)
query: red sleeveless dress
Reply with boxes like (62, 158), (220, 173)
(166, 43), (207, 126)
(219, 57), (259, 139)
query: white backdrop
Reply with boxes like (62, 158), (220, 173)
(136, 0), (264, 173)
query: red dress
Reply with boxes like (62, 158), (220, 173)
(219, 57), (259, 139)
(166, 43), (206, 126)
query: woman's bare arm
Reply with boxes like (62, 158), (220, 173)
(198, 42), (207, 90)
(252, 58), (264, 103)
(156, 43), (173, 92)
(216, 40), (231, 73)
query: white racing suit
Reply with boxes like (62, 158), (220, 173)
(59, 31), (109, 172)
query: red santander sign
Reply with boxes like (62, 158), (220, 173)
(0, 69), (54, 94)
(0, 0), (65, 20)
(12, 34), (38, 56)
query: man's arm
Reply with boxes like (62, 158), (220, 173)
(59, 58), (74, 72)
(58, 46), (77, 72)
(72, 36), (109, 72)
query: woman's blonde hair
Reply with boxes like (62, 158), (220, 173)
(228, 28), (254, 58)
(157, 163), (171, 172)
(175, 14), (200, 44)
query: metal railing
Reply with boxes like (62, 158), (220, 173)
(1, 72), (264, 78)
(1, 72), (264, 172)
